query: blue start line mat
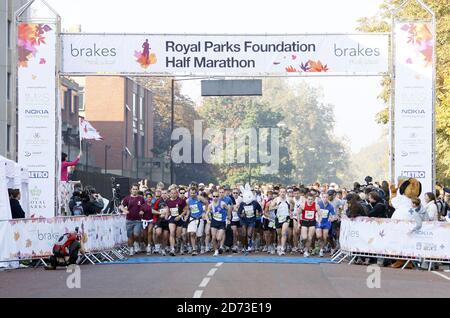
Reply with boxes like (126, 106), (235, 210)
(102, 256), (333, 265)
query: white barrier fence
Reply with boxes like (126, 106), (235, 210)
(0, 215), (127, 262)
(338, 216), (450, 263)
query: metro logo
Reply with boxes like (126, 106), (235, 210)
(401, 171), (425, 178)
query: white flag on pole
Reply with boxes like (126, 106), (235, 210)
(79, 117), (103, 141)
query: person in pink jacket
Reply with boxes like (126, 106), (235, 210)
(61, 151), (82, 182)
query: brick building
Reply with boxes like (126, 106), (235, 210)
(83, 76), (155, 179)
(60, 77), (82, 162)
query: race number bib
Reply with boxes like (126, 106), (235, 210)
(213, 212), (223, 221)
(321, 209), (329, 219)
(305, 210), (315, 220)
(170, 207), (179, 217)
(190, 204), (200, 214)
(278, 215), (287, 223)
(244, 205), (255, 218)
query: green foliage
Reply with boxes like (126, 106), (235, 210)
(198, 79), (350, 186)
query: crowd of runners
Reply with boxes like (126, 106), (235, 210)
(120, 181), (350, 257)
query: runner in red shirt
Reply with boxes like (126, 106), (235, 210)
(300, 192), (321, 257)
(120, 184), (146, 256)
(165, 188), (188, 256)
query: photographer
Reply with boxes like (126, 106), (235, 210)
(367, 191), (388, 218)
(82, 187), (104, 216)
(69, 190), (84, 215)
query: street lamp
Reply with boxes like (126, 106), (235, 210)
(104, 144), (111, 174)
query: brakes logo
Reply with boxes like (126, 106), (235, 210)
(29, 171), (49, 179)
(401, 171), (425, 178)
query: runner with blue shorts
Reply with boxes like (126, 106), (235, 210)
(316, 192), (335, 257)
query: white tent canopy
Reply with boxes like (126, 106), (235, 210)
(0, 156), (12, 220)
(0, 156), (29, 220)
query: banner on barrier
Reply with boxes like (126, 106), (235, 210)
(393, 21), (434, 194)
(340, 217), (450, 260)
(0, 215), (127, 262)
(17, 23), (57, 218)
(61, 33), (389, 76)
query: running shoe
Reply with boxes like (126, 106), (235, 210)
(319, 249), (324, 257)
(146, 245), (152, 256)
(303, 250), (310, 258)
(192, 250), (198, 256)
(213, 250), (219, 257)
(129, 247), (135, 256)
(169, 249), (176, 256)
(219, 247), (224, 255)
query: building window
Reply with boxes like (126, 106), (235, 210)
(139, 97), (144, 120)
(73, 95), (79, 114)
(61, 90), (65, 109)
(7, 20), (11, 48)
(78, 91), (85, 111)
(64, 89), (72, 111)
(7, 73), (11, 101)
(7, 125), (10, 152)
(132, 93), (137, 119)
(134, 133), (138, 158)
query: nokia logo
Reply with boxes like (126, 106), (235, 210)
(401, 109), (425, 114)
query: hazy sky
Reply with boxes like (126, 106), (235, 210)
(45, 0), (387, 152)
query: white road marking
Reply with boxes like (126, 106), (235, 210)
(432, 271), (450, 281)
(207, 268), (218, 277)
(193, 263), (224, 298)
(193, 290), (203, 298)
(199, 277), (211, 288)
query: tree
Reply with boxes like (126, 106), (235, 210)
(260, 79), (351, 185)
(198, 95), (293, 185)
(198, 78), (350, 186)
(357, 0), (450, 183)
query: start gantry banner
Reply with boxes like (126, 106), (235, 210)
(61, 33), (389, 76)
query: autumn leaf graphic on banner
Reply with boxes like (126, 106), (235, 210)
(26, 239), (32, 248)
(285, 60), (329, 74)
(401, 23), (433, 67)
(134, 39), (157, 69)
(308, 60), (328, 72)
(14, 232), (20, 241)
(285, 65), (298, 72)
(17, 23), (52, 68)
